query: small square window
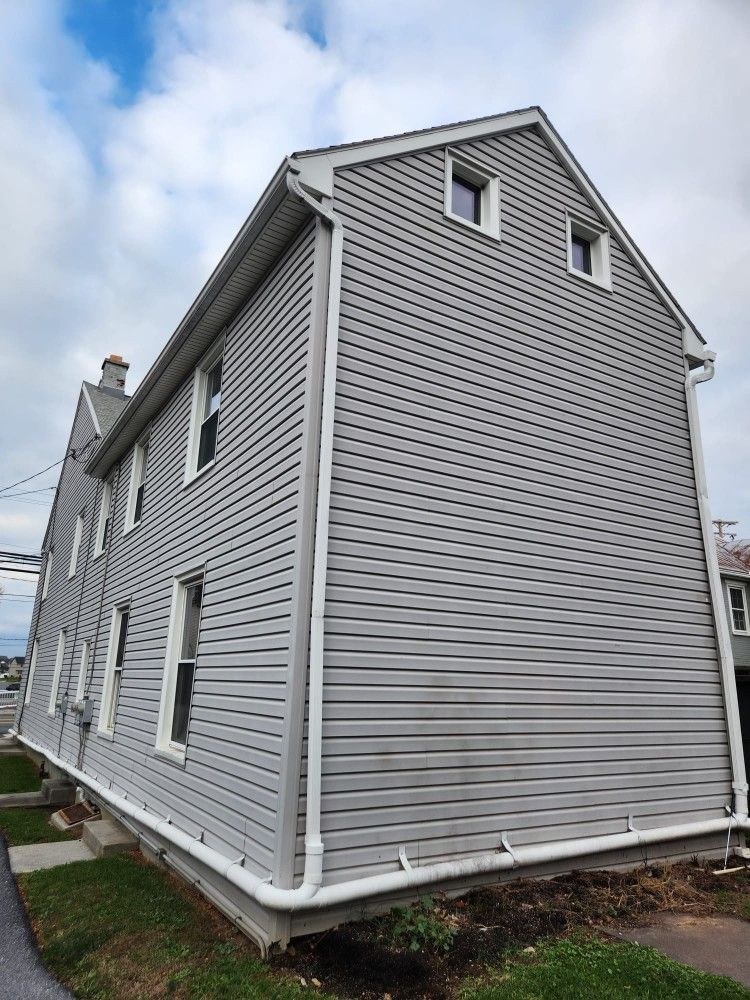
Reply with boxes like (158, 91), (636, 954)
(444, 149), (500, 240)
(566, 211), (612, 290)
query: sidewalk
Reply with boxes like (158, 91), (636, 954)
(0, 837), (74, 999)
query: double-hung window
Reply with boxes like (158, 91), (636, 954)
(24, 639), (39, 705)
(729, 585), (749, 635)
(126, 434), (150, 531)
(99, 606), (129, 734)
(186, 340), (224, 483)
(157, 573), (204, 758)
(48, 630), (66, 715)
(95, 478), (113, 556)
(68, 513), (84, 578)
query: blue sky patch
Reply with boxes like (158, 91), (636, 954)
(64, 0), (154, 102)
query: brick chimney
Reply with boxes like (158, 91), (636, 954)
(100, 354), (129, 392)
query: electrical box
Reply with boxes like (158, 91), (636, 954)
(72, 697), (93, 727)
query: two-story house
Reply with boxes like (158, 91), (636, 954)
(14, 107), (749, 952)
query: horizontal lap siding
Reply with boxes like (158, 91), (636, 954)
(296, 127), (731, 882)
(19, 221), (316, 881)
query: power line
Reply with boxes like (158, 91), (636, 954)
(1, 487), (56, 498)
(0, 457), (66, 496)
(0, 434), (100, 498)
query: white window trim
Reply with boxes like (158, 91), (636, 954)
(566, 210), (612, 291)
(184, 337), (225, 487)
(124, 431), (150, 533)
(728, 582), (750, 636)
(444, 147), (501, 241)
(24, 639), (39, 705)
(98, 604), (129, 735)
(76, 639), (91, 702)
(48, 630), (66, 715)
(68, 512), (84, 579)
(156, 567), (205, 762)
(41, 550), (53, 600)
(95, 478), (113, 557)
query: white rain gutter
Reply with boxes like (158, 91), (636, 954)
(684, 348), (749, 818)
(12, 728), (750, 913)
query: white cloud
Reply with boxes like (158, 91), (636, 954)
(1, 0), (749, 654)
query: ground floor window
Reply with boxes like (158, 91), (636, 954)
(157, 572), (204, 759)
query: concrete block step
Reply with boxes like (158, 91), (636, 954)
(82, 818), (137, 858)
(0, 790), (47, 808)
(9, 840), (95, 873)
(41, 778), (76, 807)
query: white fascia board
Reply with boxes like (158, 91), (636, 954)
(292, 107), (541, 198)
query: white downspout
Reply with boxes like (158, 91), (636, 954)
(274, 165), (345, 900)
(685, 348), (749, 818)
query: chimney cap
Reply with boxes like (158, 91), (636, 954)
(102, 353), (129, 369)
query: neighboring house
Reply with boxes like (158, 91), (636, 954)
(13, 107), (748, 952)
(716, 537), (750, 781)
(7, 656), (24, 680)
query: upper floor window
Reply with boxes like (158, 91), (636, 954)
(95, 478), (113, 556)
(186, 339), (224, 483)
(126, 434), (150, 531)
(41, 549), (53, 600)
(729, 584), (749, 635)
(98, 605), (129, 734)
(157, 572), (204, 759)
(566, 210), (612, 291)
(68, 513), (84, 579)
(444, 148), (500, 240)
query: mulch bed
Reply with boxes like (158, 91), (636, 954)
(272, 858), (750, 999)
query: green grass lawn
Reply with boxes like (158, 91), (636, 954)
(0, 753), (42, 794)
(16, 853), (750, 1000)
(0, 807), (72, 846)
(464, 937), (750, 1000)
(19, 854), (334, 1000)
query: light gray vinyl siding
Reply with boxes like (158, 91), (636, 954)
(722, 578), (750, 670)
(297, 126), (731, 884)
(18, 220), (317, 892)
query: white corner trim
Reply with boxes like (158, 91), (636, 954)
(565, 210), (612, 291)
(81, 383), (102, 437)
(443, 147), (501, 241)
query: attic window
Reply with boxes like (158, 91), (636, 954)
(444, 149), (500, 240)
(566, 211), (612, 290)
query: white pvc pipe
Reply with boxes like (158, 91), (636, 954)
(685, 352), (749, 818)
(15, 735), (749, 915)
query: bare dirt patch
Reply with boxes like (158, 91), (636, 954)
(273, 858), (750, 999)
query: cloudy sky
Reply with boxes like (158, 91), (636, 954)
(1, 0), (749, 655)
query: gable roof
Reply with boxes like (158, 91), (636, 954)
(85, 106), (707, 478)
